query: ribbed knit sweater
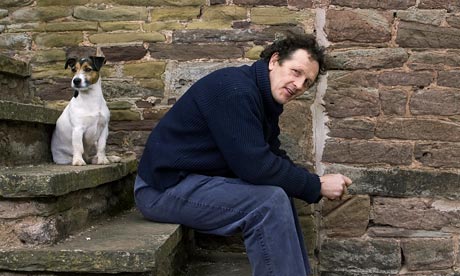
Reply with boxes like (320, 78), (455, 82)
(138, 59), (322, 203)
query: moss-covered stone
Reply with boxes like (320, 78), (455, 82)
(151, 7), (200, 21)
(44, 22), (98, 32)
(74, 6), (148, 22)
(111, 0), (204, 6)
(31, 63), (70, 79)
(37, 0), (89, 5)
(110, 109), (141, 121)
(245, 45), (264, 60)
(107, 101), (133, 110)
(0, 100), (60, 124)
(143, 21), (184, 32)
(251, 7), (314, 25)
(123, 62), (165, 78)
(0, 54), (30, 76)
(0, 158), (137, 198)
(34, 32), (83, 48)
(100, 22), (141, 32)
(201, 6), (247, 21)
(10, 7), (73, 23)
(186, 20), (232, 29)
(32, 49), (67, 63)
(88, 32), (165, 44)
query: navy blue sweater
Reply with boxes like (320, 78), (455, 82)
(138, 60), (322, 203)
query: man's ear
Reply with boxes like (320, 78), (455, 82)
(64, 58), (77, 70)
(89, 56), (106, 71)
(268, 52), (279, 70)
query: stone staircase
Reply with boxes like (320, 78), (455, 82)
(0, 56), (252, 276)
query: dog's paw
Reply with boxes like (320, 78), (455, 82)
(92, 155), (110, 165)
(72, 157), (87, 166)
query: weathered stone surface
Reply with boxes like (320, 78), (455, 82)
(397, 21), (460, 48)
(99, 21), (141, 32)
(378, 70), (435, 87)
(447, 14), (460, 29)
(73, 6), (148, 21)
(173, 29), (282, 43)
(0, 55), (29, 77)
(438, 71), (460, 88)
(102, 80), (163, 99)
(326, 48), (408, 70)
(9, 7), (72, 23)
(279, 99), (314, 166)
(185, 19), (233, 30)
(402, 237), (455, 271)
(143, 21), (184, 32)
(234, 0), (285, 5)
(1, 0), (34, 7)
(322, 195), (370, 237)
(330, 0), (416, 9)
(108, 130), (150, 149)
(368, 227), (452, 238)
(111, 0), (204, 5)
(407, 50), (460, 70)
(327, 118), (375, 139)
(101, 46), (146, 62)
(288, 0), (313, 9)
(410, 88), (460, 115)
(320, 238), (401, 274)
(322, 139), (412, 165)
(324, 164), (460, 199)
(0, 210), (185, 274)
(164, 61), (250, 99)
(328, 71), (379, 89)
(324, 86), (380, 118)
(66, 46), (97, 59)
(251, 7), (314, 26)
(123, 62), (165, 78)
(397, 10), (445, 26)
(110, 110), (141, 121)
(31, 63), (70, 79)
(0, 100), (60, 124)
(32, 49), (66, 63)
(415, 142), (460, 168)
(380, 89), (408, 116)
(0, 33), (31, 50)
(151, 7), (200, 21)
(149, 43), (243, 61)
(326, 9), (392, 43)
(44, 21), (98, 32)
(109, 120), (158, 131)
(34, 32), (82, 48)
(32, 78), (73, 101)
(89, 32), (165, 44)
(373, 197), (460, 231)
(0, 158), (137, 197)
(419, 0), (460, 12)
(376, 118), (460, 142)
(201, 6), (247, 21)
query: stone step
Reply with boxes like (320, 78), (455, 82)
(0, 100), (60, 166)
(185, 250), (251, 276)
(0, 159), (137, 247)
(0, 209), (187, 275)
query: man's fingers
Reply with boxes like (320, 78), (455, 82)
(342, 175), (352, 186)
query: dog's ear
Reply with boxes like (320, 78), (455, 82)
(65, 58), (77, 70)
(90, 56), (106, 72)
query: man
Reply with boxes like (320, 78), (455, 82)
(135, 33), (352, 276)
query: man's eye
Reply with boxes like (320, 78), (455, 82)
(292, 69), (300, 76)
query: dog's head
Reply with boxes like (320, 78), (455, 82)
(65, 56), (106, 91)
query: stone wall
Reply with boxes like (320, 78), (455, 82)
(1, 0), (460, 275)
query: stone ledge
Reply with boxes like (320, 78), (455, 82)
(0, 209), (185, 274)
(324, 164), (460, 199)
(0, 55), (30, 77)
(0, 100), (60, 125)
(0, 158), (137, 198)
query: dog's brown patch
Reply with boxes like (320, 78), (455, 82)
(74, 60), (100, 85)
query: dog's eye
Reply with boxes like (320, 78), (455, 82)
(84, 67), (92, 72)
(71, 68), (77, 73)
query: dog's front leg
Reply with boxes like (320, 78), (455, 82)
(72, 128), (87, 166)
(92, 126), (110, 165)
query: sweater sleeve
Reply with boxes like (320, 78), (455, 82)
(201, 86), (321, 203)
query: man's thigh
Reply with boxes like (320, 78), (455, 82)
(136, 174), (289, 232)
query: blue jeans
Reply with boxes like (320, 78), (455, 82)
(134, 174), (311, 276)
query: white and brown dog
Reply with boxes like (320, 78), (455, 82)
(51, 56), (119, 166)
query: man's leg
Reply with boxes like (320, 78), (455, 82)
(135, 174), (310, 276)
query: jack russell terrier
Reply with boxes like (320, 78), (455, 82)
(51, 56), (120, 166)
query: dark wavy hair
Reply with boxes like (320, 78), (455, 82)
(260, 33), (326, 79)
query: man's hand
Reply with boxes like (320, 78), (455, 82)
(319, 174), (352, 200)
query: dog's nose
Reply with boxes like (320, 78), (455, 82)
(73, 78), (82, 86)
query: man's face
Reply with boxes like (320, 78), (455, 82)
(268, 49), (320, 105)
